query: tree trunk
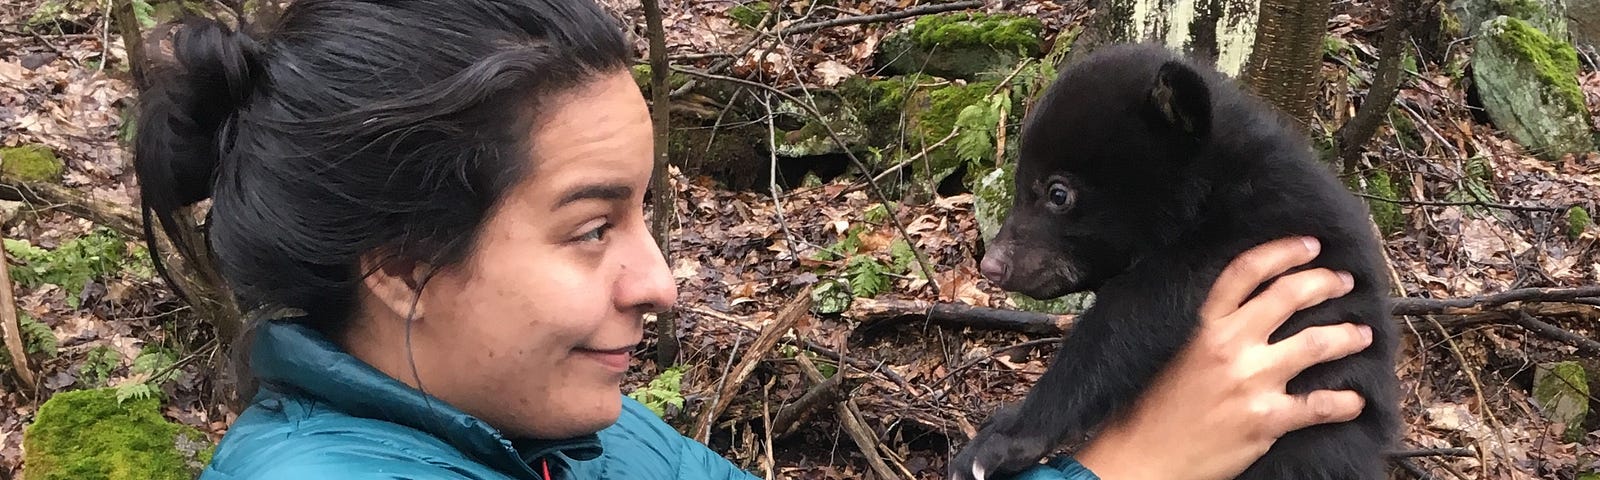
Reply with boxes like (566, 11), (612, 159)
(1239, 0), (1331, 126)
(641, 0), (680, 367)
(1070, 0), (1262, 77)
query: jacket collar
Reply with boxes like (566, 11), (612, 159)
(250, 320), (603, 479)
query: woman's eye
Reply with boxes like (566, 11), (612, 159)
(1047, 183), (1073, 207)
(578, 222), (612, 242)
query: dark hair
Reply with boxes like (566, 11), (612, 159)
(132, 0), (632, 391)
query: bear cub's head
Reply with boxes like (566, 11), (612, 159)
(982, 44), (1225, 299)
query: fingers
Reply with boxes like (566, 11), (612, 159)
(1227, 268), (1355, 340)
(1200, 237), (1322, 322)
(1263, 323), (1373, 381)
(1277, 389), (1366, 434)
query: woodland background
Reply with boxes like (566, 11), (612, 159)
(1, 0), (1599, 478)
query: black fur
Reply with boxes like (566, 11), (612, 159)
(950, 43), (1400, 480)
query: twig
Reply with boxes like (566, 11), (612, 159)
(674, 66), (943, 294)
(1508, 311), (1600, 355)
(1394, 458), (1440, 480)
(777, 0), (984, 36)
(1354, 193), (1573, 213)
(762, 94), (803, 262)
(838, 127), (963, 197)
(682, 305), (915, 392)
(1392, 286), (1600, 315)
(796, 353), (903, 480)
(929, 337), (1061, 398)
(1387, 448), (1477, 458)
(1427, 317), (1510, 474)
(0, 229), (36, 390)
(770, 367), (848, 437)
(692, 287), (813, 442)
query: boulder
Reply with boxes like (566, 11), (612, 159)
(1533, 361), (1590, 442)
(1453, 0), (1569, 40)
(1572, 0), (1599, 48)
(23, 388), (213, 480)
(875, 12), (1042, 81)
(1471, 16), (1595, 161)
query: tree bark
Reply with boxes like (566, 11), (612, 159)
(641, 0), (679, 367)
(1332, 0), (1424, 171)
(1241, 0), (1332, 126)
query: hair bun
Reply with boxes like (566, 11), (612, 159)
(134, 16), (262, 210)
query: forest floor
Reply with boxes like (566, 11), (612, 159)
(2, 0), (1600, 479)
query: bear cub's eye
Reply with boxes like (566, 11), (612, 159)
(1047, 183), (1074, 209)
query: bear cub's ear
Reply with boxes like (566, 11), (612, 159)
(1147, 60), (1212, 140)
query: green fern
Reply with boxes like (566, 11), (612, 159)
(628, 366), (686, 417)
(81, 345), (121, 387)
(19, 313), (56, 357)
(5, 228), (150, 308)
(846, 256), (890, 298)
(115, 382), (159, 404)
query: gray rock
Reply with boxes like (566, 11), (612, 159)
(1454, 0), (1569, 39)
(1533, 361), (1590, 442)
(1471, 16), (1595, 161)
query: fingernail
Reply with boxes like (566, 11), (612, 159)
(1301, 237), (1320, 253)
(1359, 325), (1372, 343)
(1337, 271), (1354, 290)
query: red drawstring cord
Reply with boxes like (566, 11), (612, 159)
(541, 458), (552, 480)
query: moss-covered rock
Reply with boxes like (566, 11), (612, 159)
(875, 12), (1042, 81)
(839, 75), (1014, 189)
(1568, 206), (1592, 239)
(630, 64), (692, 99)
(1471, 16), (1593, 161)
(1533, 361), (1590, 442)
(769, 92), (869, 158)
(23, 388), (213, 480)
(0, 144), (64, 183)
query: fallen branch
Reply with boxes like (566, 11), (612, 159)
(683, 305), (916, 393)
(844, 287), (1599, 336)
(1386, 448), (1477, 458)
(0, 229), (36, 390)
(770, 366), (848, 438)
(795, 353), (904, 480)
(692, 286), (812, 442)
(1392, 286), (1600, 315)
(778, 0), (984, 36)
(0, 175), (142, 238)
(849, 297), (1074, 336)
(1509, 311), (1600, 355)
(1354, 193), (1573, 214)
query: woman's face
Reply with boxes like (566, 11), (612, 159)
(364, 70), (677, 439)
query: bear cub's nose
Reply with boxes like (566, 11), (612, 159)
(980, 248), (1010, 286)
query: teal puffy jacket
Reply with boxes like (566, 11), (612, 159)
(202, 321), (1100, 480)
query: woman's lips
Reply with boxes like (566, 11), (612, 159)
(575, 345), (635, 372)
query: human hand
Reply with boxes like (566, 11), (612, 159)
(1073, 236), (1373, 480)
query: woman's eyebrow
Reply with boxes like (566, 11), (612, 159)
(554, 183), (633, 208)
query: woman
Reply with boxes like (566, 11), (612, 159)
(131, 1), (1375, 479)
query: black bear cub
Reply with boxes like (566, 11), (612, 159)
(949, 43), (1399, 480)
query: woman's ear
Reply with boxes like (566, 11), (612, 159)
(359, 253), (432, 321)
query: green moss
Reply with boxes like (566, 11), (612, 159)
(0, 144), (64, 183)
(727, 1), (769, 29)
(23, 388), (212, 480)
(1359, 169), (1405, 235)
(629, 64), (690, 97)
(1533, 361), (1590, 442)
(1323, 36), (1351, 58)
(910, 12), (1042, 56)
(1486, 17), (1588, 117)
(1568, 206), (1591, 239)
